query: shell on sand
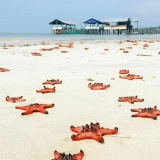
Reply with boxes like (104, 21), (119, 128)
(87, 78), (95, 81)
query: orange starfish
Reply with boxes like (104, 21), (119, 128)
(6, 96), (26, 103)
(131, 106), (160, 120)
(88, 83), (110, 90)
(15, 103), (54, 115)
(52, 150), (84, 160)
(71, 122), (118, 143)
(119, 74), (143, 80)
(118, 96), (144, 104)
(36, 86), (56, 93)
(42, 79), (62, 85)
(0, 68), (10, 72)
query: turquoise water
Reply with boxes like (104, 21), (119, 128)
(0, 33), (160, 41)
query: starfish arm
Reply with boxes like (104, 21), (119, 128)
(42, 92), (46, 94)
(50, 82), (56, 85)
(91, 87), (99, 90)
(101, 127), (118, 135)
(71, 132), (104, 143)
(54, 150), (61, 158)
(106, 84), (110, 88)
(154, 110), (160, 116)
(59, 80), (62, 84)
(119, 96), (137, 99)
(88, 83), (92, 89)
(131, 108), (143, 112)
(43, 104), (54, 109)
(72, 150), (84, 160)
(50, 89), (56, 92)
(119, 75), (128, 79)
(119, 97), (126, 99)
(93, 86), (107, 90)
(36, 89), (44, 93)
(51, 80), (62, 84)
(53, 150), (68, 160)
(37, 88), (55, 93)
(22, 108), (35, 115)
(36, 107), (48, 114)
(118, 99), (128, 102)
(132, 112), (157, 120)
(134, 98), (144, 102)
(15, 106), (29, 110)
(153, 106), (157, 110)
(16, 99), (26, 102)
(42, 90), (55, 94)
(54, 82), (62, 84)
(42, 81), (52, 84)
(7, 98), (25, 103)
(134, 76), (143, 79)
(70, 126), (83, 133)
(127, 76), (134, 80)
(6, 96), (10, 99)
(127, 99), (134, 104)
(16, 96), (23, 100)
(101, 85), (108, 89)
(119, 70), (129, 74)
(6, 99), (15, 102)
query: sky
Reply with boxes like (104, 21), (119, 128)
(0, 0), (159, 33)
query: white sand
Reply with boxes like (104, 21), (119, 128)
(1, 39), (160, 160)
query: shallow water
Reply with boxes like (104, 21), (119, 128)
(0, 33), (160, 42)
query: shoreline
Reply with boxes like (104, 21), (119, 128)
(0, 33), (160, 44)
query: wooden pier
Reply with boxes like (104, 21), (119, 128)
(131, 28), (160, 34)
(49, 18), (160, 35)
(50, 28), (160, 35)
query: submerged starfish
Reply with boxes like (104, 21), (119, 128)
(70, 122), (118, 143)
(131, 106), (160, 120)
(52, 150), (84, 160)
(15, 103), (54, 115)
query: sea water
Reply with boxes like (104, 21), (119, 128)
(0, 33), (159, 45)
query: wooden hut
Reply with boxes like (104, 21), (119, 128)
(49, 19), (76, 34)
(103, 18), (133, 34)
(83, 18), (110, 34)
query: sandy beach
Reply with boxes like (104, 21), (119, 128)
(1, 39), (160, 160)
